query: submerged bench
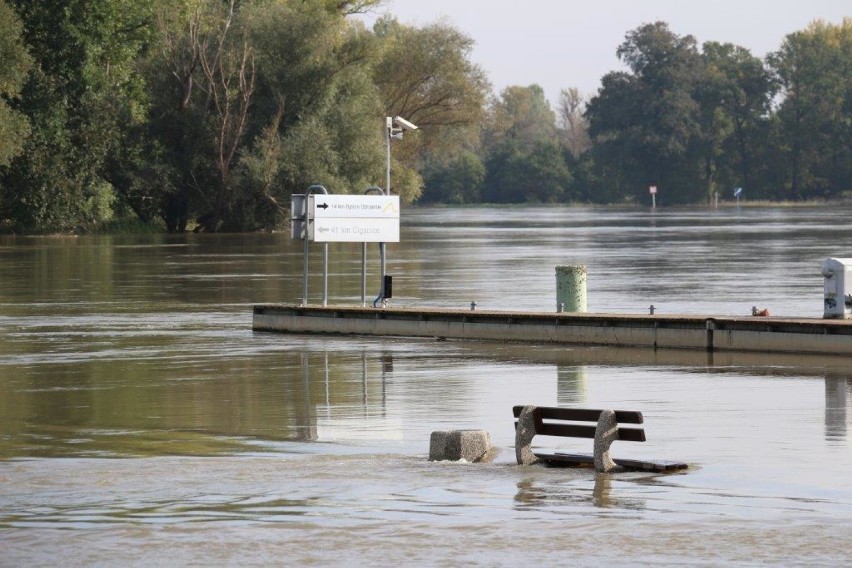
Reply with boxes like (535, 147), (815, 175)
(513, 405), (688, 473)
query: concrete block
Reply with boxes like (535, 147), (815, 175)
(429, 429), (492, 462)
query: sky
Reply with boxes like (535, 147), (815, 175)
(357, 0), (851, 105)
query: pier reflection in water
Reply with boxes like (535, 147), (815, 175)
(825, 375), (851, 441)
(2, 205), (852, 564)
(316, 344), (849, 455)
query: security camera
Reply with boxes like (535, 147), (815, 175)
(393, 116), (418, 131)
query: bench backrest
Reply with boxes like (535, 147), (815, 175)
(512, 405), (646, 442)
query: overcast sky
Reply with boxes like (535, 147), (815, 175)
(357, 0), (850, 104)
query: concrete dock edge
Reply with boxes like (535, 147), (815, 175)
(252, 304), (852, 356)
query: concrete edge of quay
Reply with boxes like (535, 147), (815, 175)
(251, 304), (852, 357)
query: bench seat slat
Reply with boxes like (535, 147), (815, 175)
(512, 405), (643, 424)
(536, 452), (688, 472)
(533, 423), (646, 442)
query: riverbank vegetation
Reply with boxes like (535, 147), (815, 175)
(0, 1), (849, 233)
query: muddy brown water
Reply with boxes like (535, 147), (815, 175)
(2, 205), (851, 565)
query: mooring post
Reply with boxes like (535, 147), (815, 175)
(556, 265), (587, 313)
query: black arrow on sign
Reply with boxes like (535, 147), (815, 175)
(317, 203), (329, 210)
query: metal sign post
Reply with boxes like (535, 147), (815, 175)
(378, 115), (417, 307)
(292, 188), (400, 308)
(362, 186), (384, 306)
(293, 184), (328, 307)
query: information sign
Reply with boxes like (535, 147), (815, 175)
(309, 195), (400, 243)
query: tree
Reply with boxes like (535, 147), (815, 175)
(586, 22), (704, 204)
(241, 0), (385, 225)
(148, 0), (254, 232)
(556, 88), (590, 158)
(768, 19), (852, 200)
(372, 16), (490, 201)
(483, 84), (557, 155)
(420, 151), (484, 204)
(143, 0), (389, 232)
(0, 0), (32, 170)
(482, 139), (570, 203)
(699, 42), (776, 199)
(479, 84), (569, 203)
(698, 42), (774, 199)
(1, 0), (154, 233)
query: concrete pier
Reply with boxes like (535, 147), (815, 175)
(252, 304), (852, 356)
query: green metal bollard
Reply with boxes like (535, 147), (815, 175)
(556, 265), (587, 313)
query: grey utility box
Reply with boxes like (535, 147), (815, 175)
(821, 257), (852, 319)
(290, 194), (306, 240)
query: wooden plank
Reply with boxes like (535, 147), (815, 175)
(610, 457), (688, 473)
(540, 453), (688, 473)
(537, 423), (597, 438)
(514, 421), (646, 442)
(512, 405), (643, 424)
(614, 427), (646, 442)
(534, 452), (594, 467)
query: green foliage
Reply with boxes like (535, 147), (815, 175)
(373, 16), (490, 201)
(581, 18), (850, 206)
(699, 42), (775, 199)
(421, 151), (485, 204)
(3, 4), (851, 232)
(0, 0), (32, 168)
(245, 0), (384, 198)
(140, 0), (389, 231)
(479, 84), (570, 203)
(483, 84), (557, 155)
(482, 139), (570, 203)
(586, 22), (705, 204)
(1, 0), (154, 233)
(768, 19), (852, 200)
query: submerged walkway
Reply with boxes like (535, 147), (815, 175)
(252, 304), (852, 356)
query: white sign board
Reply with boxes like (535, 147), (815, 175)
(309, 195), (400, 242)
(649, 185), (657, 194)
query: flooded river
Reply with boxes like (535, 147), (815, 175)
(2, 205), (852, 565)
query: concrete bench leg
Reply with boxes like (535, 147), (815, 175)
(515, 405), (539, 465)
(593, 409), (619, 473)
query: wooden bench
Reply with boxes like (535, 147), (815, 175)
(513, 405), (687, 473)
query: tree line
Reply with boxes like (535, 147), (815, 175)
(0, 1), (849, 233)
(423, 19), (852, 207)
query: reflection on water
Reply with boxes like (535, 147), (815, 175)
(2, 206), (852, 564)
(556, 365), (588, 404)
(825, 376), (851, 441)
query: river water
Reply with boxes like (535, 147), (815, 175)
(1, 205), (851, 566)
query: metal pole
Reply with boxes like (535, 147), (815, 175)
(381, 119), (391, 300)
(361, 243), (367, 306)
(374, 120), (392, 307)
(363, 186), (384, 308)
(322, 242), (328, 307)
(302, 185), (328, 307)
(386, 120), (391, 197)
(302, 207), (309, 306)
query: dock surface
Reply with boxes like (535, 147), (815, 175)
(252, 304), (852, 356)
